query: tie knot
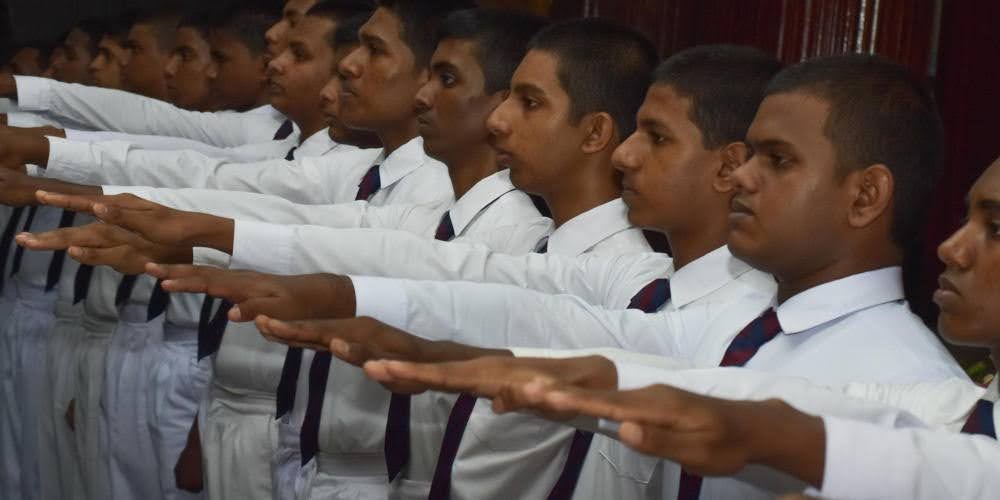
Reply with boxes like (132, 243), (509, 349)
(627, 278), (671, 313)
(719, 307), (783, 367)
(435, 211), (456, 241)
(356, 164), (382, 201)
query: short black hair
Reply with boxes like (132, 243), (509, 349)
(435, 8), (549, 95)
(375, 0), (477, 68)
(178, 7), (220, 40)
(72, 20), (109, 56)
(208, 2), (281, 56)
(307, 0), (376, 50)
(765, 53), (943, 253)
(653, 45), (782, 149)
(527, 18), (658, 139)
(132, 7), (182, 53)
(100, 12), (135, 44)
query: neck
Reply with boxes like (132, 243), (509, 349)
(295, 114), (326, 142)
(378, 118), (421, 155)
(441, 145), (499, 199)
(542, 155), (621, 227)
(775, 246), (901, 303)
(667, 208), (730, 269)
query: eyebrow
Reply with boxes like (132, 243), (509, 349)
(746, 137), (796, 151)
(977, 198), (1000, 212)
(637, 117), (668, 131)
(511, 82), (545, 97)
(431, 60), (460, 73)
(359, 32), (385, 48)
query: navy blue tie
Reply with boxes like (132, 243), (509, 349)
(960, 399), (997, 439)
(272, 119), (295, 140)
(147, 280), (170, 321)
(9, 206), (39, 277)
(72, 265), (95, 304)
(197, 298), (232, 360)
(0, 207), (27, 293)
(44, 210), (77, 292)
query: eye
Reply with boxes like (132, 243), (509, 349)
(647, 131), (666, 145)
(522, 96), (539, 110)
(439, 72), (456, 88)
(989, 220), (1000, 239)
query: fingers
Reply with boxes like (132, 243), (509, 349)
(152, 264), (252, 303)
(35, 190), (100, 213)
(68, 246), (151, 275)
(361, 360), (435, 395)
(15, 222), (118, 251)
(375, 359), (493, 396)
(255, 316), (331, 351)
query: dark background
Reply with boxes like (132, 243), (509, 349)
(3, 0), (998, 368)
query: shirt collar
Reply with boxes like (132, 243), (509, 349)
(296, 128), (340, 157)
(547, 198), (635, 257)
(449, 169), (518, 236)
(985, 377), (999, 402)
(776, 266), (905, 334)
(669, 245), (754, 308)
(375, 136), (439, 189)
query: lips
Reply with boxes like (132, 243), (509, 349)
(730, 197), (753, 215)
(937, 275), (961, 295)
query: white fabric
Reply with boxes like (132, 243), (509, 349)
(104, 137), (451, 217)
(44, 129), (347, 189)
(62, 128), (300, 162)
(103, 302), (164, 500)
(815, 408), (1000, 500)
(14, 76), (292, 147)
(75, 317), (117, 500)
(39, 302), (86, 500)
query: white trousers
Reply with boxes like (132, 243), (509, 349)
(75, 317), (115, 500)
(148, 327), (211, 500)
(38, 301), (86, 500)
(103, 304), (166, 500)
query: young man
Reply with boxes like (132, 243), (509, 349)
(386, 156), (1000, 500)
(47, 23), (103, 85)
(197, 53), (968, 500)
(164, 12), (218, 112)
(88, 16), (133, 90)
(120, 8), (181, 102)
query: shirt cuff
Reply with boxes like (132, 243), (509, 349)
(192, 247), (232, 268)
(44, 137), (94, 183)
(230, 220), (293, 274)
(5, 111), (49, 127)
(350, 275), (409, 330)
(13, 75), (51, 111)
(816, 416), (917, 499)
(25, 164), (41, 177)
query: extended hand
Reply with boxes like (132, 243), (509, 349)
(36, 191), (233, 250)
(146, 265), (356, 322)
(16, 222), (192, 274)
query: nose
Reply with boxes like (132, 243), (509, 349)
(413, 79), (436, 115)
(337, 46), (363, 80)
(612, 132), (643, 174)
(267, 50), (288, 76)
(164, 54), (180, 78)
(938, 221), (974, 271)
(486, 97), (514, 138)
(729, 155), (759, 194)
(319, 76), (339, 106)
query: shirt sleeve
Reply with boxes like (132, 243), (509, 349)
(15, 76), (281, 147)
(61, 129), (277, 162)
(815, 415), (1000, 499)
(349, 275), (698, 355)
(231, 223), (670, 308)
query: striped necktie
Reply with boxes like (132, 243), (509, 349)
(355, 165), (382, 201)
(382, 211), (458, 481)
(545, 278), (674, 498)
(0, 207), (26, 293)
(8, 206), (39, 277)
(678, 308), (783, 500)
(44, 210), (77, 292)
(294, 163), (387, 465)
(273, 119), (295, 140)
(960, 399), (996, 439)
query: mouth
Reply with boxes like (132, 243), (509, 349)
(268, 82), (283, 95)
(730, 197), (753, 216)
(937, 275), (961, 296)
(932, 274), (964, 310)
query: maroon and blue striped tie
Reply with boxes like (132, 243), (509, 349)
(382, 211), (457, 481)
(960, 399), (996, 439)
(355, 165), (382, 202)
(678, 307), (782, 500)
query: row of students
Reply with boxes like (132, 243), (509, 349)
(0, 1), (991, 500)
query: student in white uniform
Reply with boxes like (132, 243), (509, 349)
(236, 54), (968, 500)
(0, 9), (293, 149)
(424, 157), (1000, 500)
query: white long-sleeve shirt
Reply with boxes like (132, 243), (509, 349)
(61, 128), (301, 163)
(221, 193), (669, 310)
(41, 129), (347, 190)
(13, 76), (292, 147)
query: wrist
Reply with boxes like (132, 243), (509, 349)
(319, 273), (357, 318)
(744, 399), (825, 488)
(188, 215), (234, 252)
(0, 74), (15, 97)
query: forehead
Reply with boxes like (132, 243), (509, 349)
(65, 29), (91, 47)
(970, 160), (1000, 204)
(176, 26), (207, 45)
(747, 92), (831, 148)
(360, 8), (404, 45)
(512, 50), (564, 96)
(432, 39), (480, 71)
(291, 15), (336, 45)
(639, 84), (694, 126)
(128, 23), (157, 42)
(285, 0), (316, 17)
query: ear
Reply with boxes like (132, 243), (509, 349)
(846, 164), (894, 229)
(712, 142), (749, 194)
(580, 112), (616, 154)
